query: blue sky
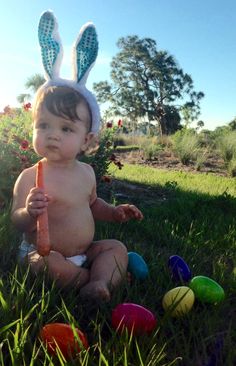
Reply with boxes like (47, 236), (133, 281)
(0, 0), (235, 130)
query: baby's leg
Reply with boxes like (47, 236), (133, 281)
(28, 250), (89, 288)
(80, 239), (128, 301)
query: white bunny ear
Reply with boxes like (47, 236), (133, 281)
(38, 10), (63, 80)
(72, 23), (98, 85)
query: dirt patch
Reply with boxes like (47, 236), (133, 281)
(115, 150), (228, 177)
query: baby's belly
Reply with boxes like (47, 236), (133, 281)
(28, 207), (95, 257)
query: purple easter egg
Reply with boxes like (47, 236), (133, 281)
(168, 255), (191, 282)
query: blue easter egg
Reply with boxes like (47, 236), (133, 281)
(168, 255), (191, 282)
(128, 252), (149, 280)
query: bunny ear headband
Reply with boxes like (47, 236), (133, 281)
(37, 10), (100, 133)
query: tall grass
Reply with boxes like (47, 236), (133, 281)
(1, 165), (236, 364)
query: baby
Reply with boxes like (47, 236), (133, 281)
(11, 85), (143, 301)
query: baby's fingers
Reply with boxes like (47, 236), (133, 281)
(128, 205), (144, 220)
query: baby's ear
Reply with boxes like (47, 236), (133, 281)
(81, 132), (98, 152)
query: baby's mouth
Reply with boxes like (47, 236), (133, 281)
(47, 145), (59, 151)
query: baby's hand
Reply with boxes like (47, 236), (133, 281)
(26, 187), (50, 218)
(113, 204), (144, 223)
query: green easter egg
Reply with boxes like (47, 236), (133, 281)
(189, 276), (225, 304)
(162, 286), (195, 317)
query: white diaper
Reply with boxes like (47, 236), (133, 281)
(18, 239), (87, 267)
(66, 254), (87, 267)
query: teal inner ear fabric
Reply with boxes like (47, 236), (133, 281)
(76, 26), (98, 83)
(38, 12), (60, 79)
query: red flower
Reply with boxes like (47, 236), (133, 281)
(20, 140), (29, 151)
(23, 102), (32, 111)
(106, 121), (113, 128)
(101, 175), (112, 183)
(109, 153), (117, 162)
(118, 119), (123, 127)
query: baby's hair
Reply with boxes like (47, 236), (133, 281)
(33, 86), (92, 131)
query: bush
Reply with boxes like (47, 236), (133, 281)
(217, 131), (236, 164)
(0, 107), (38, 207)
(228, 159), (236, 177)
(171, 129), (201, 165)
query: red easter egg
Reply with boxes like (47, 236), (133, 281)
(40, 323), (88, 359)
(112, 303), (157, 336)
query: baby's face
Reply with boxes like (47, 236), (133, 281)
(33, 101), (92, 163)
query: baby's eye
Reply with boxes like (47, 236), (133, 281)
(62, 126), (73, 133)
(38, 122), (48, 129)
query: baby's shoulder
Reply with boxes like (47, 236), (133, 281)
(16, 164), (36, 183)
(13, 164), (38, 195)
(77, 161), (95, 179)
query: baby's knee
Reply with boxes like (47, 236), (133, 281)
(109, 239), (128, 257)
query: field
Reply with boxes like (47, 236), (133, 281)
(0, 152), (236, 365)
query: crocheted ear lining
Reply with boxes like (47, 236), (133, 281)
(38, 11), (62, 79)
(74, 23), (98, 84)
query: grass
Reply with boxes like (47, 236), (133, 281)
(1, 164), (236, 365)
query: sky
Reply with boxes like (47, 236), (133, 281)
(0, 0), (235, 130)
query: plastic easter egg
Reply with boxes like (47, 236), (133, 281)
(189, 276), (225, 304)
(112, 303), (157, 335)
(168, 255), (192, 282)
(128, 252), (149, 280)
(40, 323), (88, 359)
(162, 286), (195, 317)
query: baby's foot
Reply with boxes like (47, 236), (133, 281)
(80, 280), (111, 302)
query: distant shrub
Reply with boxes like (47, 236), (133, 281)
(171, 129), (200, 165)
(195, 149), (208, 171)
(142, 143), (162, 160)
(217, 131), (236, 164)
(227, 159), (236, 177)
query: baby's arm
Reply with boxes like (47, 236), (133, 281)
(11, 168), (49, 232)
(91, 198), (143, 223)
(88, 165), (143, 222)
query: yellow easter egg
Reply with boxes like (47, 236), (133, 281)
(162, 286), (195, 317)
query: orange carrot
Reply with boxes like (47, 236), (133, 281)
(36, 161), (50, 256)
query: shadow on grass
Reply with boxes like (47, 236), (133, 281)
(0, 178), (236, 365)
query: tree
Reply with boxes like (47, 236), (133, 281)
(228, 117), (236, 130)
(17, 73), (45, 103)
(196, 120), (205, 130)
(93, 36), (204, 134)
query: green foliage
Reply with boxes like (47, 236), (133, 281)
(93, 35), (204, 134)
(85, 129), (114, 185)
(227, 158), (236, 177)
(139, 138), (163, 160)
(171, 129), (201, 165)
(216, 131), (236, 164)
(17, 73), (45, 103)
(0, 108), (38, 207)
(228, 117), (236, 130)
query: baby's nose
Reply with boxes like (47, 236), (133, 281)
(48, 129), (60, 140)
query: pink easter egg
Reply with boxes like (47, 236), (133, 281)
(112, 303), (157, 336)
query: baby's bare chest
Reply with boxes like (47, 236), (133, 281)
(46, 173), (92, 206)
